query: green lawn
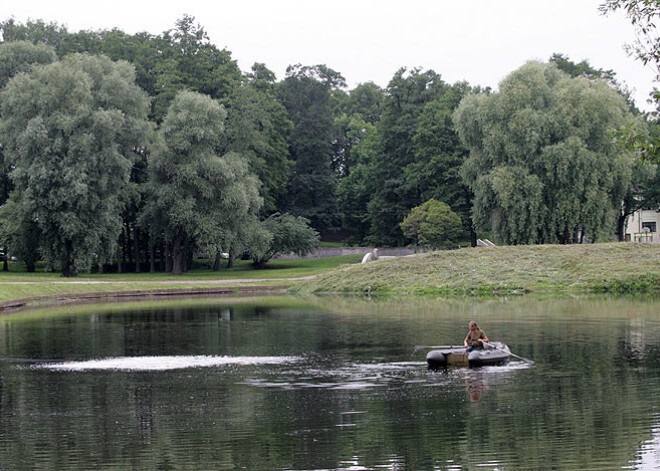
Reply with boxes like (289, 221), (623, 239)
(0, 255), (362, 280)
(0, 255), (363, 305)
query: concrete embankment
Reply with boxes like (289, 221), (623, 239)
(274, 246), (428, 259)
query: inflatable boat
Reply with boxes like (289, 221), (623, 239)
(426, 342), (511, 368)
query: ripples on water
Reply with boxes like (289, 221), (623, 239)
(238, 356), (532, 393)
(1, 297), (660, 470)
(13, 352), (654, 470)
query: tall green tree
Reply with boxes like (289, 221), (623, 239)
(549, 53), (617, 83)
(360, 68), (472, 246)
(330, 83), (385, 182)
(223, 63), (293, 214)
(0, 53), (151, 275)
(0, 197), (40, 271)
(549, 53), (657, 240)
(277, 64), (345, 233)
(142, 90), (261, 275)
(151, 15), (241, 122)
(600, 0), (660, 162)
(0, 40), (57, 200)
(0, 40), (57, 271)
(454, 61), (635, 244)
(0, 40), (57, 201)
(0, 40), (57, 88)
(550, 52), (639, 112)
(346, 82), (384, 126)
(362, 68), (445, 245)
(0, 18), (67, 46)
(335, 121), (380, 244)
(5, 15), (243, 123)
(405, 83), (475, 244)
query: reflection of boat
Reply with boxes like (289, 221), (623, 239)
(465, 370), (489, 402)
(426, 342), (511, 369)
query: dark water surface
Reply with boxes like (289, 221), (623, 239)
(0, 295), (658, 470)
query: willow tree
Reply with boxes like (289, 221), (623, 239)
(0, 41), (57, 271)
(0, 53), (151, 276)
(143, 90), (261, 275)
(454, 61), (635, 244)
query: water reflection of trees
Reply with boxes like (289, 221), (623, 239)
(0, 297), (659, 469)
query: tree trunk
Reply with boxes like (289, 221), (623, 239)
(117, 225), (123, 274)
(116, 241), (122, 273)
(469, 225), (477, 248)
(164, 242), (171, 273)
(122, 226), (128, 273)
(617, 213), (627, 242)
(171, 234), (184, 275)
(149, 235), (155, 273)
(61, 240), (77, 277)
(227, 254), (234, 268)
(127, 223), (134, 267)
(134, 225), (141, 273)
(1, 174), (8, 272)
(212, 252), (222, 271)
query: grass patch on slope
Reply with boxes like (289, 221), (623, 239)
(291, 243), (660, 296)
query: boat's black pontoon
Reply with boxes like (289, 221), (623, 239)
(426, 342), (511, 368)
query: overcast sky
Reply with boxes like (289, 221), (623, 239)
(1, 0), (657, 111)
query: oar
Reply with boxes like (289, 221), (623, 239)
(482, 341), (534, 364)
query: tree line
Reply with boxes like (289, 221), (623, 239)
(0, 14), (657, 276)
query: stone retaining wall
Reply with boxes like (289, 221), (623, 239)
(273, 246), (428, 260)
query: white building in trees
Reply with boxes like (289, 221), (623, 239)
(626, 209), (660, 243)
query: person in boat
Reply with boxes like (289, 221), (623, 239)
(464, 321), (489, 352)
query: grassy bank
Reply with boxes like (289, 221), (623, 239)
(291, 243), (660, 296)
(1, 244), (658, 309)
(0, 255), (363, 306)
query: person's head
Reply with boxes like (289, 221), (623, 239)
(469, 321), (478, 330)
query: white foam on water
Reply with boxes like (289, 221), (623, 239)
(35, 355), (301, 372)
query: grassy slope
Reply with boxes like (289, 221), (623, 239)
(292, 243), (660, 295)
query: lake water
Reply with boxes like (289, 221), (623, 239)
(0, 295), (658, 470)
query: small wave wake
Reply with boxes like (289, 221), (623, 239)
(34, 355), (301, 372)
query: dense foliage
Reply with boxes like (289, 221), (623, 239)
(250, 213), (320, 267)
(142, 90), (261, 275)
(0, 53), (151, 275)
(600, 0), (660, 163)
(276, 64), (345, 232)
(455, 61), (640, 244)
(0, 14), (656, 275)
(400, 199), (463, 249)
